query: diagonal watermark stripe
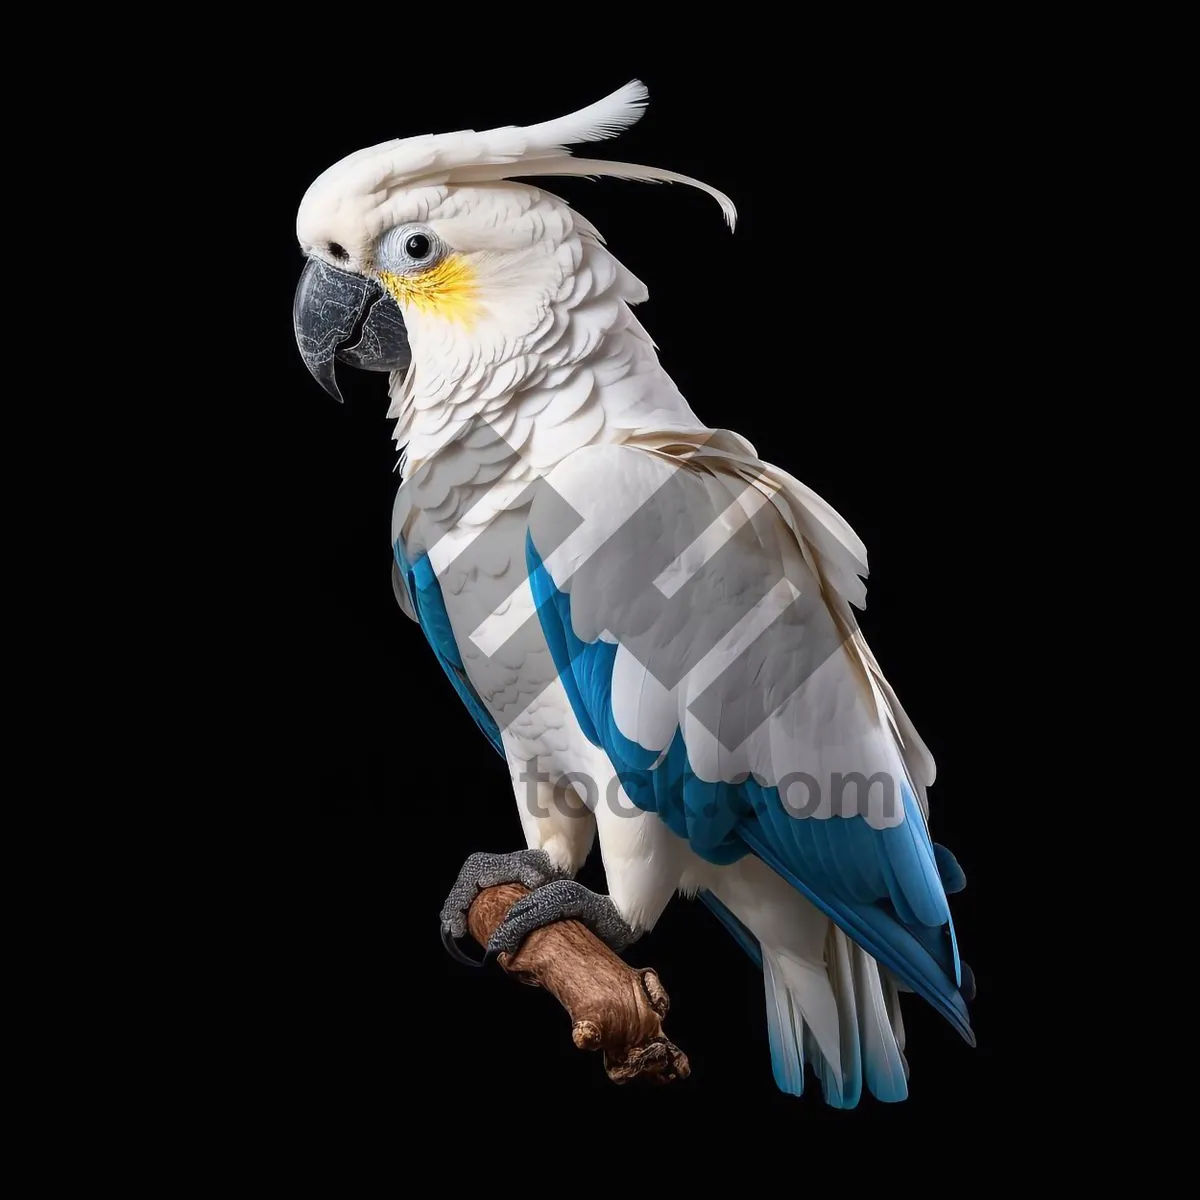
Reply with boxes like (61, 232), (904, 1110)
(652, 470), (782, 600)
(682, 576), (802, 695)
(396, 416), (858, 756)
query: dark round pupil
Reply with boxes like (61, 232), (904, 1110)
(328, 242), (347, 260)
(405, 234), (431, 258)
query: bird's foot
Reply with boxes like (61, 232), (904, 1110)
(440, 848), (567, 967)
(483, 879), (640, 968)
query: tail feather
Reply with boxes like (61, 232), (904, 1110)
(763, 930), (908, 1107)
(851, 943), (909, 1102)
(828, 929), (862, 1108)
(883, 970), (908, 1055)
(763, 951), (805, 1096)
(703, 853), (926, 1106)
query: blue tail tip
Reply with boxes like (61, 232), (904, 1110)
(960, 958), (976, 1003)
(934, 842), (967, 894)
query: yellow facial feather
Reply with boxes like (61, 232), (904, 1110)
(379, 256), (480, 327)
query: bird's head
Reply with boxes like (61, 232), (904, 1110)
(293, 80), (734, 402)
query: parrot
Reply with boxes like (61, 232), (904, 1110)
(293, 80), (973, 1105)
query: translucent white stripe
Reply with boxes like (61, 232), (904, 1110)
(653, 478), (780, 599)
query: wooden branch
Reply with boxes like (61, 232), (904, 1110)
(465, 883), (690, 1086)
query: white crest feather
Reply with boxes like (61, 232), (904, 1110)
(300, 81), (737, 247)
(517, 79), (650, 153)
(502, 157), (736, 229)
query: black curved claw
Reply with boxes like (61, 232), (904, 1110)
(441, 924), (484, 968)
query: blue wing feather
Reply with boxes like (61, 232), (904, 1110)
(934, 842), (967, 894)
(699, 889), (764, 969)
(526, 530), (973, 1045)
(394, 539), (504, 759)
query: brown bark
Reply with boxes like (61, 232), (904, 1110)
(465, 883), (690, 1085)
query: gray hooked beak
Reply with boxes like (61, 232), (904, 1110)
(293, 258), (411, 402)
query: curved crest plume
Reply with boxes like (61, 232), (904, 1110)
(304, 81), (736, 241)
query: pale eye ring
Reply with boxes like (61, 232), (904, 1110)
(378, 223), (444, 273)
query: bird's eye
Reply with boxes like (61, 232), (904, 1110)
(405, 234), (431, 259)
(377, 224), (444, 275)
(328, 242), (348, 261)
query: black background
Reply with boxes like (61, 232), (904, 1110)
(226, 49), (1036, 1146)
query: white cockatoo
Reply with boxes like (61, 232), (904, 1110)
(293, 81), (973, 1105)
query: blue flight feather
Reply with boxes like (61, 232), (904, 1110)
(934, 842), (967, 894)
(525, 530), (973, 1046)
(698, 889), (763, 968)
(394, 540), (504, 759)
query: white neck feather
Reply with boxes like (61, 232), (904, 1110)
(388, 235), (707, 507)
